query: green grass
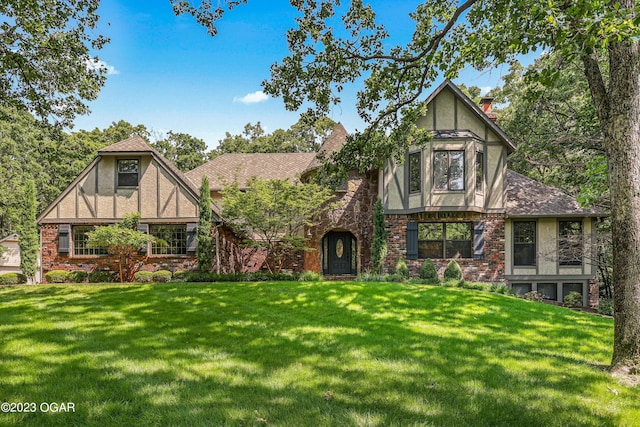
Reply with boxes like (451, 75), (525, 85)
(0, 281), (637, 426)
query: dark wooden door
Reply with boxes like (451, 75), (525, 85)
(327, 232), (352, 275)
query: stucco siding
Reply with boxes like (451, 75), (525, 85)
(435, 89), (455, 129)
(538, 218), (557, 275)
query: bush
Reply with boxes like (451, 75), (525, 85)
(443, 260), (462, 281)
(564, 291), (583, 308)
(598, 298), (614, 316)
(418, 259), (438, 281)
(394, 258), (410, 279)
(356, 272), (390, 282)
(0, 272), (27, 285)
(45, 269), (69, 283)
(298, 271), (323, 282)
(134, 271), (154, 283)
(88, 270), (114, 283)
(152, 270), (173, 283)
(524, 291), (544, 302)
(67, 270), (88, 283)
(171, 270), (190, 282)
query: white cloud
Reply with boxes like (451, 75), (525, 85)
(234, 90), (269, 104)
(86, 58), (120, 75)
(480, 86), (493, 96)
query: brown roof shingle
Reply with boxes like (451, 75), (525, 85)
(506, 170), (604, 217)
(305, 123), (349, 172)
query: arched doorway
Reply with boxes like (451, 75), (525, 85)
(322, 231), (357, 275)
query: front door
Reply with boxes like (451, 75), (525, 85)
(324, 232), (355, 275)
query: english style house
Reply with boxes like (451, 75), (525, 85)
(37, 81), (603, 307)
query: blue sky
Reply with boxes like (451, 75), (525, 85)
(74, 1), (521, 149)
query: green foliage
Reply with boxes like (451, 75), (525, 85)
(0, 273), (27, 285)
(298, 271), (323, 282)
(222, 177), (333, 273)
(152, 131), (208, 172)
(88, 270), (114, 283)
(68, 271), (88, 283)
(564, 291), (584, 308)
(443, 260), (463, 281)
(87, 212), (157, 282)
(152, 270), (173, 283)
(134, 271), (154, 283)
(171, 270), (191, 283)
(185, 271), (302, 282)
(394, 258), (410, 279)
(197, 177), (215, 273)
(371, 197), (387, 274)
(17, 178), (38, 281)
(0, 0), (107, 127)
(524, 291), (544, 302)
(45, 270), (70, 284)
(418, 259), (438, 281)
(598, 298), (614, 316)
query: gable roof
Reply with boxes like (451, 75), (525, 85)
(37, 136), (221, 223)
(304, 123), (349, 172)
(0, 233), (19, 244)
(425, 80), (517, 152)
(186, 152), (317, 191)
(505, 170), (604, 217)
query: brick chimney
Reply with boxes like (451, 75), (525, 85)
(479, 96), (497, 122)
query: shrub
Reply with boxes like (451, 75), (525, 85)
(298, 271), (323, 282)
(443, 260), (462, 281)
(45, 269), (69, 283)
(171, 270), (190, 282)
(598, 298), (614, 316)
(68, 270), (88, 283)
(418, 259), (438, 281)
(356, 272), (389, 282)
(0, 272), (27, 285)
(394, 258), (410, 279)
(564, 291), (583, 308)
(134, 271), (154, 283)
(88, 270), (114, 283)
(524, 291), (544, 302)
(152, 270), (173, 283)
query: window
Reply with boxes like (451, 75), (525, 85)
(418, 222), (472, 258)
(538, 283), (558, 300)
(512, 283), (532, 296)
(562, 283), (583, 299)
(476, 152), (484, 191)
(559, 220), (583, 266)
(150, 225), (187, 255)
(117, 159), (139, 187)
(434, 150), (464, 191)
(73, 226), (107, 256)
(408, 152), (421, 193)
(513, 221), (536, 266)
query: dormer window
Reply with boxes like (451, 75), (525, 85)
(434, 150), (464, 191)
(117, 159), (139, 187)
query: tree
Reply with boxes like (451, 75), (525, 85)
(177, 0), (640, 373)
(222, 177), (333, 273)
(371, 197), (387, 274)
(0, 0), (107, 127)
(197, 176), (215, 272)
(17, 179), (38, 283)
(153, 131), (208, 172)
(87, 213), (157, 283)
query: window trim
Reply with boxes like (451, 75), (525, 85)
(559, 219), (583, 266)
(417, 222), (473, 259)
(513, 221), (536, 266)
(475, 151), (484, 192)
(72, 225), (108, 256)
(408, 151), (422, 194)
(433, 150), (465, 191)
(150, 224), (188, 256)
(117, 158), (140, 188)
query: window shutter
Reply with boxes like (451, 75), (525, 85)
(474, 221), (485, 259)
(186, 223), (197, 253)
(407, 222), (418, 260)
(137, 223), (149, 254)
(59, 224), (70, 255)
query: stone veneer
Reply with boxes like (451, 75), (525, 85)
(384, 213), (506, 282)
(304, 170), (379, 274)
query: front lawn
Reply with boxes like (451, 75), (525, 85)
(0, 281), (637, 426)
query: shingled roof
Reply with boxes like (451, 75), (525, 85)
(505, 170), (604, 217)
(304, 123), (349, 172)
(186, 152), (317, 191)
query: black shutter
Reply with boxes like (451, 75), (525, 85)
(137, 224), (149, 254)
(59, 224), (70, 255)
(474, 221), (485, 259)
(407, 222), (418, 260)
(186, 223), (197, 253)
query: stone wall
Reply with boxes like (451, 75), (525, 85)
(304, 170), (379, 274)
(384, 213), (506, 282)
